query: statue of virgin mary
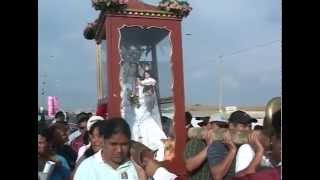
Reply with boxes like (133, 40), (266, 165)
(119, 45), (167, 160)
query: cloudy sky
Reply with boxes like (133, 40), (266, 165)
(38, 0), (281, 111)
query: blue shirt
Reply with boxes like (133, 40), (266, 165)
(207, 141), (236, 180)
(50, 155), (70, 180)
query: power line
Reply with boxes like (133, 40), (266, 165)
(219, 39), (281, 59)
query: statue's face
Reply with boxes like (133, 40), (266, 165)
(144, 72), (151, 78)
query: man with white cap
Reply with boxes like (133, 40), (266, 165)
(184, 112), (228, 180)
(207, 110), (257, 180)
(208, 112), (229, 130)
(76, 116), (104, 162)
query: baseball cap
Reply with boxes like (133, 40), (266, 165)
(228, 110), (257, 124)
(191, 117), (203, 127)
(209, 112), (228, 123)
(87, 115), (104, 131)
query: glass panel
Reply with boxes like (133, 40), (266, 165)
(100, 40), (108, 100)
(141, 0), (159, 6)
(119, 26), (174, 161)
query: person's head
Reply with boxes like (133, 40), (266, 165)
(89, 121), (104, 153)
(83, 116), (104, 145)
(38, 128), (51, 156)
(87, 115), (104, 131)
(185, 111), (192, 127)
(100, 118), (131, 167)
(144, 71), (151, 79)
(253, 128), (271, 150)
(228, 110), (257, 131)
(207, 112), (229, 130)
(48, 123), (69, 147)
(76, 112), (89, 134)
(54, 111), (65, 122)
(87, 112), (93, 118)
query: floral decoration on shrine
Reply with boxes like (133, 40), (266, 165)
(83, 21), (98, 40)
(158, 0), (192, 17)
(91, 0), (129, 11)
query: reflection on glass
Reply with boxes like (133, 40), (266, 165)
(119, 26), (174, 161)
(141, 0), (159, 6)
(100, 40), (108, 99)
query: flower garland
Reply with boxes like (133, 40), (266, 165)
(158, 0), (192, 17)
(91, 0), (128, 11)
(128, 91), (140, 108)
(83, 21), (98, 40)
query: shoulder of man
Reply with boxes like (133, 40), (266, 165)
(207, 141), (229, 167)
(54, 154), (71, 169)
(184, 139), (206, 158)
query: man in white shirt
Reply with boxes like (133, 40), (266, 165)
(74, 118), (139, 180)
(235, 130), (272, 174)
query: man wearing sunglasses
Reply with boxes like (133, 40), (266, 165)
(70, 112), (90, 154)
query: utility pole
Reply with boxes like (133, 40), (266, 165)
(218, 55), (223, 113)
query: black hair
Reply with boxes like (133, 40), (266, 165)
(55, 120), (68, 126)
(143, 70), (151, 77)
(46, 123), (68, 147)
(215, 122), (229, 129)
(87, 112), (93, 118)
(76, 112), (89, 124)
(254, 125), (264, 130)
(197, 116), (210, 127)
(55, 111), (65, 119)
(99, 118), (131, 140)
(185, 111), (192, 125)
(83, 121), (104, 157)
(89, 120), (103, 135)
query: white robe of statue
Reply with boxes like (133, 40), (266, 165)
(120, 62), (166, 160)
(131, 78), (167, 160)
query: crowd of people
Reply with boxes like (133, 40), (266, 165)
(38, 108), (281, 180)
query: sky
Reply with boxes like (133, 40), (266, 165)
(38, 0), (281, 111)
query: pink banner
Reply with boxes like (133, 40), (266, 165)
(47, 96), (54, 118)
(47, 96), (61, 118)
(53, 96), (60, 114)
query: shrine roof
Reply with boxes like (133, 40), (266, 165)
(105, 0), (181, 19)
(85, 0), (192, 41)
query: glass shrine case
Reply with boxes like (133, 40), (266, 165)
(88, 0), (191, 177)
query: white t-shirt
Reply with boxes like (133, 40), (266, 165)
(74, 150), (139, 180)
(235, 144), (255, 173)
(235, 144), (273, 173)
(153, 167), (177, 180)
(76, 144), (90, 162)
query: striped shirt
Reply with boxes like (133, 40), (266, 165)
(184, 139), (212, 180)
